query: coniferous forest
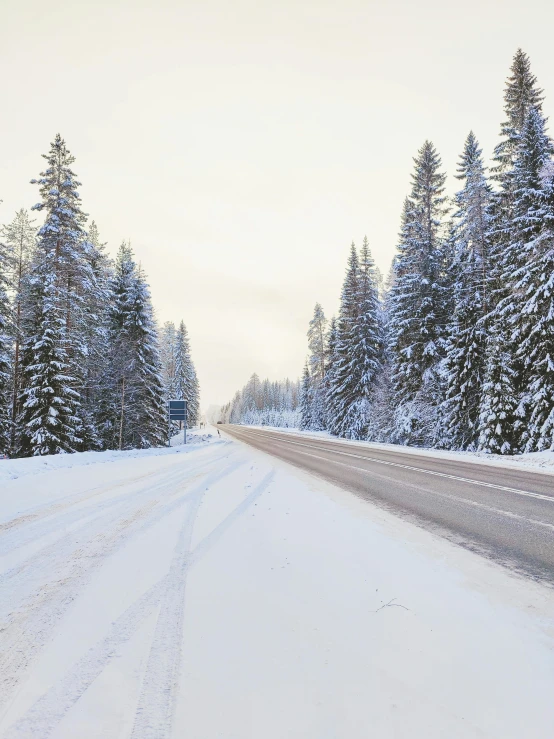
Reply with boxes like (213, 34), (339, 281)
(299, 49), (554, 454)
(0, 135), (200, 457)
(5, 49), (554, 457)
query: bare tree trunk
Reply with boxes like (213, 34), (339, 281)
(10, 241), (25, 450)
(10, 304), (21, 450)
(119, 377), (125, 450)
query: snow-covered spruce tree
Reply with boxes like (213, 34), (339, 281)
(241, 373), (262, 423)
(477, 327), (518, 455)
(512, 117), (554, 451)
(261, 378), (272, 414)
(492, 49), (544, 184)
(488, 51), (545, 315)
(345, 236), (383, 438)
(174, 320), (200, 427)
(1, 209), (36, 449)
(0, 246), (11, 453)
(96, 241), (134, 448)
(308, 303), (327, 383)
(478, 52), (547, 455)
(16, 257), (81, 456)
(30, 135), (93, 367)
(441, 133), (492, 450)
(333, 237), (383, 439)
(160, 321), (177, 401)
(326, 244), (360, 436)
(299, 361), (313, 430)
(520, 233), (554, 451)
(228, 390), (243, 424)
(306, 303), (327, 430)
(78, 220), (112, 450)
(104, 242), (166, 449)
(126, 266), (167, 446)
(387, 143), (449, 445)
(324, 315), (339, 430)
(366, 263), (396, 443)
(17, 135), (94, 455)
(326, 238), (382, 438)
(483, 105), (554, 454)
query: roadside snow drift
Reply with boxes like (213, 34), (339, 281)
(1, 434), (553, 738)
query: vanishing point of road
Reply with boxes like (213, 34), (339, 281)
(222, 425), (554, 584)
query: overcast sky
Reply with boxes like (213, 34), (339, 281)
(1, 0), (553, 408)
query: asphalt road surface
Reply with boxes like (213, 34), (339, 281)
(222, 425), (554, 583)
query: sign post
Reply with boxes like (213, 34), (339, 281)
(168, 400), (188, 445)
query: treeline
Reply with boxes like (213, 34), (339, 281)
(220, 374), (300, 427)
(0, 134), (199, 457)
(301, 49), (554, 454)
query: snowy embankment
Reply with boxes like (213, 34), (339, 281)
(0, 430), (215, 483)
(1, 429), (553, 737)
(246, 424), (554, 473)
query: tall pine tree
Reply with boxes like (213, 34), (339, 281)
(327, 243), (360, 436)
(477, 327), (518, 455)
(492, 49), (544, 183)
(18, 134), (91, 454)
(0, 242), (11, 453)
(17, 258), (81, 455)
(174, 320), (200, 427)
(299, 361), (313, 431)
(105, 242), (166, 449)
(511, 111), (554, 451)
(442, 133), (492, 450)
(343, 237), (383, 438)
(387, 143), (448, 444)
(306, 303), (327, 429)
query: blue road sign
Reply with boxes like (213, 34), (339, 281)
(169, 399), (187, 420)
(168, 400), (188, 445)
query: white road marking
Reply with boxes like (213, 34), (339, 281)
(292, 447), (554, 532)
(229, 428), (554, 504)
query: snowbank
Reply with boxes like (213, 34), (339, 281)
(0, 430), (219, 484)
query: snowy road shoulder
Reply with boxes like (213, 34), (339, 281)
(1, 435), (553, 738)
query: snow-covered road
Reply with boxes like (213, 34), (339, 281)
(1, 435), (554, 738)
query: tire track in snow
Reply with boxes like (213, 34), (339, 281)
(0, 442), (234, 536)
(0, 449), (233, 594)
(0, 447), (232, 559)
(130, 469), (275, 739)
(0, 463), (198, 604)
(1, 468), (274, 739)
(0, 466), (169, 534)
(0, 453), (243, 715)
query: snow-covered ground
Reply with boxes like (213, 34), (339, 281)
(1, 430), (553, 738)
(0, 429), (215, 484)
(246, 424), (554, 473)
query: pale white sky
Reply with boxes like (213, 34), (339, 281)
(1, 0), (553, 407)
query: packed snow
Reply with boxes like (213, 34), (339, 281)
(1, 430), (553, 738)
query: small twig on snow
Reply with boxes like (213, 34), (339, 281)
(372, 598), (410, 613)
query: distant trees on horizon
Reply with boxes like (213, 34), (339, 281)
(219, 374), (301, 428)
